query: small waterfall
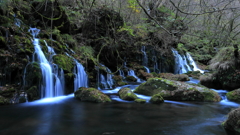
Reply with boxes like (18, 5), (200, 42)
(98, 64), (114, 89)
(119, 70), (125, 78)
(172, 49), (191, 74)
(28, 28), (64, 98)
(144, 66), (150, 73)
(128, 69), (141, 82)
(65, 53), (88, 91)
(73, 61), (88, 91)
(186, 53), (204, 73)
(152, 56), (159, 73)
(141, 46), (148, 66)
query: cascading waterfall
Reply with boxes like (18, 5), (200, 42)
(186, 53), (204, 73)
(128, 69), (141, 82)
(172, 49), (204, 74)
(141, 46), (150, 73)
(28, 28), (64, 98)
(65, 53), (88, 91)
(73, 60), (88, 91)
(98, 64), (114, 89)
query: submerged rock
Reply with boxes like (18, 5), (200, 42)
(134, 78), (221, 102)
(118, 87), (138, 101)
(134, 99), (146, 103)
(223, 108), (240, 134)
(226, 89), (240, 102)
(150, 93), (164, 104)
(74, 87), (111, 103)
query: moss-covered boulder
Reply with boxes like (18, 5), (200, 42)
(112, 75), (128, 86)
(137, 70), (154, 80)
(159, 73), (190, 81)
(118, 87), (138, 101)
(226, 89), (240, 102)
(223, 108), (240, 134)
(53, 54), (74, 73)
(74, 87), (111, 103)
(134, 78), (221, 102)
(126, 76), (137, 82)
(25, 86), (40, 101)
(150, 93), (164, 104)
(134, 78), (177, 96)
(185, 71), (203, 79)
(134, 99), (146, 103)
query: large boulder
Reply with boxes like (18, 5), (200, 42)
(134, 78), (221, 102)
(134, 78), (177, 96)
(118, 87), (138, 101)
(223, 108), (240, 134)
(226, 89), (240, 102)
(158, 73), (190, 81)
(74, 87), (111, 103)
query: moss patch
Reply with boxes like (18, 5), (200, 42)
(53, 54), (74, 73)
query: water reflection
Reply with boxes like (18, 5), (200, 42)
(0, 97), (234, 135)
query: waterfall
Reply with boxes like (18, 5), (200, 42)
(28, 28), (64, 98)
(119, 70), (125, 78)
(141, 46), (150, 73)
(186, 53), (204, 73)
(172, 49), (191, 74)
(172, 49), (204, 74)
(65, 52), (88, 91)
(98, 64), (114, 89)
(73, 60), (88, 91)
(128, 69), (141, 82)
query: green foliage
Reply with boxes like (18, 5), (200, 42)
(118, 22), (135, 36)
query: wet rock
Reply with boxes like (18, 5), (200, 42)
(226, 89), (240, 102)
(118, 87), (138, 101)
(74, 87), (111, 103)
(223, 108), (240, 134)
(150, 93), (164, 104)
(134, 99), (146, 103)
(134, 78), (221, 102)
(159, 73), (190, 81)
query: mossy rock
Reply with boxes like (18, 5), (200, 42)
(0, 86), (15, 97)
(25, 86), (40, 101)
(185, 71), (202, 79)
(74, 87), (111, 103)
(118, 87), (138, 101)
(126, 76), (137, 82)
(223, 108), (240, 134)
(159, 73), (190, 81)
(0, 96), (10, 105)
(150, 94), (164, 104)
(135, 78), (220, 102)
(134, 99), (146, 103)
(24, 62), (42, 87)
(226, 89), (240, 102)
(134, 78), (177, 96)
(53, 54), (74, 73)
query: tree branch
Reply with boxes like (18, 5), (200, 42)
(135, 0), (172, 35)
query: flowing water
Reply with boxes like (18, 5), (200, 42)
(0, 91), (237, 135)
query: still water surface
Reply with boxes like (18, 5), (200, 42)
(0, 93), (237, 135)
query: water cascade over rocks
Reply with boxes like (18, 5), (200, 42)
(172, 49), (204, 74)
(98, 64), (114, 89)
(65, 53), (88, 91)
(141, 46), (150, 73)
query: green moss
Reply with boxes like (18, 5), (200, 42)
(0, 96), (10, 105)
(226, 89), (240, 102)
(134, 78), (177, 96)
(134, 99), (146, 103)
(26, 86), (40, 101)
(118, 87), (138, 101)
(74, 87), (111, 103)
(150, 93), (164, 104)
(53, 54), (74, 73)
